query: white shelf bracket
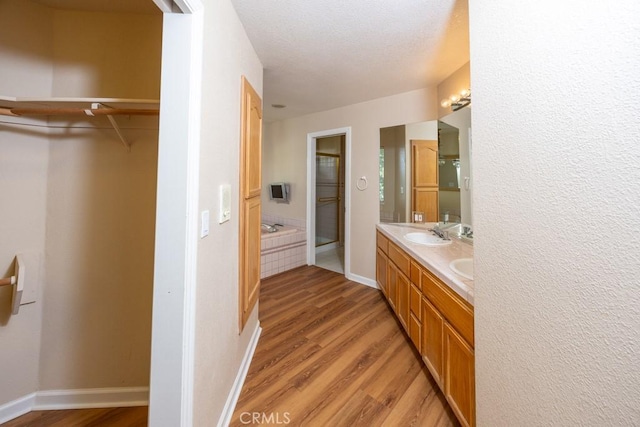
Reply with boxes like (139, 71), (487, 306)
(91, 102), (131, 151)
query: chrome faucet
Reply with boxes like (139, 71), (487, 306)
(261, 223), (277, 233)
(430, 225), (449, 240)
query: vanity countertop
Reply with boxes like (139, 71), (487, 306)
(376, 222), (474, 306)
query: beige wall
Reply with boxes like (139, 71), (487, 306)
(470, 1), (640, 424)
(437, 62), (470, 120)
(0, 0), (52, 407)
(192, 0), (264, 423)
(263, 87), (438, 280)
(0, 1), (161, 406)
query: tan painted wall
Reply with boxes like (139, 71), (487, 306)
(262, 87), (438, 280)
(437, 62), (470, 120)
(192, 0), (264, 423)
(0, 0), (52, 407)
(0, 1), (161, 405)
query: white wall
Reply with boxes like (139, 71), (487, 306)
(470, 1), (640, 425)
(192, 0), (263, 424)
(263, 87), (438, 279)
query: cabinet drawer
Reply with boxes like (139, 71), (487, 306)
(376, 231), (389, 254)
(388, 242), (410, 277)
(410, 283), (422, 320)
(422, 270), (474, 346)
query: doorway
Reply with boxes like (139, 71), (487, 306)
(315, 135), (346, 273)
(306, 127), (351, 277)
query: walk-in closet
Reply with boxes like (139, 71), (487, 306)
(0, 0), (161, 416)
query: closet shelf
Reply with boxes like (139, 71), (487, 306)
(0, 96), (160, 151)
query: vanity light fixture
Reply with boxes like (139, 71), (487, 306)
(441, 89), (471, 111)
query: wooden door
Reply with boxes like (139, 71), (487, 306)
(411, 140), (439, 222)
(444, 322), (475, 427)
(239, 76), (262, 331)
(422, 296), (444, 387)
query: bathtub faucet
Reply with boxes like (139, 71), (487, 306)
(261, 223), (277, 233)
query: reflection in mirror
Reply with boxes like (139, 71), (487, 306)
(379, 106), (472, 226)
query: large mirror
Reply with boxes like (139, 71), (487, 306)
(379, 107), (472, 226)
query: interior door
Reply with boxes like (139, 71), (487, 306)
(239, 76), (262, 331)
(411, 139), (439, 222)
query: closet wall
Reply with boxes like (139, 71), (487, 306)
(0, 0), (161, 407)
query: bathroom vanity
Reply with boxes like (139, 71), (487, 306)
(376, 223), (475, 427)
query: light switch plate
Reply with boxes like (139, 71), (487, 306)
(201, 210), (210, 238)
(219, 184), (231, 223)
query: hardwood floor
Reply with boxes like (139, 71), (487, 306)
(231, 265), (458, 427)
(3, 266), (457, 426)
(1, 407), (147, 427)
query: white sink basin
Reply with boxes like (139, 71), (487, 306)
(450, 258), (473, 280)
(404, 232), (452, 246)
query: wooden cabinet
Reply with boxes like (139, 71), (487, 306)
(422, 296), (444, 387)
(445, 323), (475, 427)
(376, 248), (388, 297)
(375, 229), (475, 427)
(396, 270), (410, 331)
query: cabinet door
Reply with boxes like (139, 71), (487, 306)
(376, 249), (388, 297)
(397, 271), (410, 331)
(444, 323), (475, 427)
(387, 262), (397, 310)
(409, 313), (421, 352)
(422, 296), (444, 387)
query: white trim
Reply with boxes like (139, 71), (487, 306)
(0, 393), (36, 425)
(306, 127), (352, 279)
(217, 323), (262, 427)
(0, 388), (148, 425)
(346, 272), (379, 289)
(149, 7), (203, 427)
(34, 387), (149, 410)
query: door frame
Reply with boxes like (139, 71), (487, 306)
(306, 127), (352, 277)
(149, 1), (203, 426)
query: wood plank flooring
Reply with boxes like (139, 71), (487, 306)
(3, 266), (457, 427)
(1, 406), (147, 427)
(231, 265), (458, 427)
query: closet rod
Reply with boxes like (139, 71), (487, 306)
(7, 107), (159, 117)
(0, 277), (16, 286)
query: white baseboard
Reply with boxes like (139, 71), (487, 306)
(0, 393), (36, 424)
(34, 386), (149, 410)
(217, 322), (262, 427)
(0, 387), (148, 424)
(346, 272), (378, 289)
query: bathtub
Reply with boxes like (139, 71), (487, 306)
(261, 225), (298, 239)
(260, 225), (306, 278)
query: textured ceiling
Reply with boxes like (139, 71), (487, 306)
(231, 0), (469, 121)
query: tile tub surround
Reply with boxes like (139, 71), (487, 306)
(376, 222), (474, 305)
(260, 222), (306, 279)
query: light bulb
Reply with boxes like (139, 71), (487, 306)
(450, 94), (461, 103)
(441, 99), (451, 108)
(460, 89), (471, 97)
